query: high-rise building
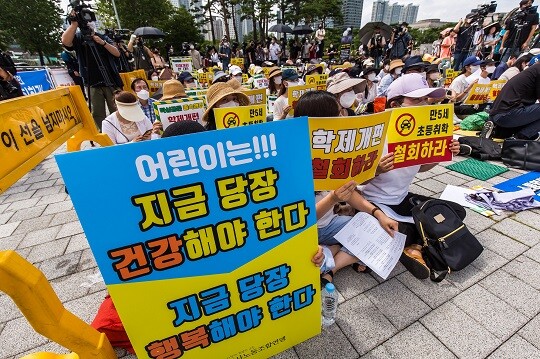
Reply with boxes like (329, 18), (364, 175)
(342, 0), (364, 29)
(371, 0), (418, 25)
(169, 0), (190, 10)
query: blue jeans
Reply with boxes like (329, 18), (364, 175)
(318, 215), (352, 246)
(491, 104), (540, 139)
(453, 51), (468, 70)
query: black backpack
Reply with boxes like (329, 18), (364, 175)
(411, 199), (483, 282)
(458, 136), (501, 161)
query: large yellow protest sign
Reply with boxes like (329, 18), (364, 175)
(309, 113), (390, 190)
(243, 88), (267, 105)
(148, 80), (166, 96)
(214, 104), (267, 129)
(444, 68), (457, 87)
(489, 80), (506, 101)
(305, 74), (328, 90)
(0, 87), (112, 194)
(387, 104), (453, 169)
(288, 84), (316, 116)
(153, 98), (206, 128)
(463, 83), (492, 105)
(231, 57), (245, 70)
(120, 69), (147, 92)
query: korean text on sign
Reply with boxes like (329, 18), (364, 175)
(488, 80), (506, 101)
(153, 98), (206, 129)
(55, 118), (321, 358)
(305, 74), (328, 91)
(387, 104), (453, 168)
(463, 83), (492, 105)
(287, 84), (316, 116)
(214, 104), (267, 129)
(309, 112), (390, 190)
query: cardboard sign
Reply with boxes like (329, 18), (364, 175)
(231, 57), (245, 70)
(252, 75), (269, 89)
(185, 89), (208, 105)
(243, 88), (267, 105)
(340, 44), (351, 60)
(267, 95), (277, 115)
(214, 104), (267, 129)
(171, 57), (194, 73)
(309, 113), (390, 190)
(48, 68), (76, 87)
(387, 104), (454, 168)
(463, 83), (492, 105)
(305, 74), (328, 91)
(120, 69), (147, 92)
(494, 172), (540, 202)
(242, 74), (249, 84)
(444, 68), (457, 87)
(55, 119), (320, 359)
(287, 84), (316, 116)
(153, 98), (206, 128)
(15, 69), (53, 95)
(489, 80), (506, 101)
(148, 80), (167, 96)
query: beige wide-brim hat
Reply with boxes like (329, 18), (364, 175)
(268, 66), (282, 79)
(202, 82), (250, 123)
(389, 59), (405, 72)
(326, 72), (367, 95)
(161, 79), (187, 100)
(116, 100), (146, 123)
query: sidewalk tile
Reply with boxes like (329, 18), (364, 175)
(397, 271), (460, 309)
(445, 265), (487, 291)
(35, 193), (68, 207)
(0, 184), (30, 196)
(480, 270), (540, 318)
(28, 179), (57, 191)
(365, 278), (430, 330)
(415, 178), (447, 193)
(49, 269), (98, 303)
(6, 198), (39, 212)
(23, 173), (52, 184)
(0, 234), (24, 251)
(433, 173), (469, 186)
(420, 302), (501, 359)
(332, 266), (379, 300)
(487, 335), (540, 359)
(17, 342), (68, 358)
(294, 324), (357, 359)
(371, 262), (407, 283)
(36, 251), (82, 281)
(336, 294), (397, 355)
(428, 165), (450, 175)
(452, 285), (528, 340)
(492, 219), (540, 247)
(0, 212), (13, 225)
(63, 289), (107, 324)
(470, 248), (508, 275)
(362, 346), (393, 358)
(463, 209), (496, 232)
(271, 348), (299, 359)
(9, 205), (46, 222)
(476, 229), (528, 260)
(56, 221), (83, 239)
(0, 317), (48, 358)
(513, 210), (540, 231)
(0, 203), (10, 214)
(19, 225), (62, 248)
(78, 248), (98, 271)
(518, 315), (540, 350)
(33, 186), (64, 197)
(0, 294), (21, 323)
(15, 215), (53, 234)
(0, 222), (20, 239)
(380, 322), (456, 358)
(49, 210), (79, 227)
(2, 190), (37, 204)
(42, 201), (74, 216)
(524, 243), (540, 264)
(26, 237), (69, 263)
(408, 183), (436, 197)
(503, 256), (540, 290)
(65, 233), (89, 253)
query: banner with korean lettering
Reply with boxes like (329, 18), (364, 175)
(252, 75), (269, 89)
(309, 113), (390, 190)
(148, 80), (166, 96)
(387, 104), (453, 169)
(231, 58), (245, 70)
(214, 104), (267, 129)
(55, 119), (320, 359)
(305, 74), (328, 90)
(463, 83), (492, 105)
(185, 89), (208, 105)
(243, 88), (267, 105)
(171, 57), (193, 73)
(489, 80), (506, 101)
(288, 84), (316, 116)
(15, 69), (53, 95)
(153, 98), (206, 128)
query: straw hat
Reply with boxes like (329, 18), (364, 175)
(267, 66), (282, 79)
(202, 83), (250, 123)
(226, 78), (243, 90)
(161, 79), (186, 100)
(389, 59), (405, 73)
(326, 72), (366, 95)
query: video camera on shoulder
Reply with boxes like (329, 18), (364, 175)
(67, 0), (96, 37)
(466, 1), (497, 23)
(105, 29), (131, 43)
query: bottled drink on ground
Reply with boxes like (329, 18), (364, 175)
(321, 282), (338, 327)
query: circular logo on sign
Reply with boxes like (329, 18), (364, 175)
(395, 113), (415, 136)
(308, 77), (315, 84)
(223, 112), (240, 128)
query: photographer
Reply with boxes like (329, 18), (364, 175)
(452, 18), (475, 70)
(0, 51), (23, 101)
(367, 32), (386, 69)
(108, 32), (134, 73)
(61, 9), (123, 131)
(501, 0), (539, 62)
(127, 34), (155, 72)
(389, 22), (412, 59)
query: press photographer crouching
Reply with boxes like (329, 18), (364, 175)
(0, 51), (23, 101)
(61, 0), (123, 130)
(501, 0), (539, 62)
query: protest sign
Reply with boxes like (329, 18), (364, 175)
(55, 119), (320, 359)
(153, 98), (205, 128)
(494, 172), (540, 202)
(305, 74), (328, 91)
(120, 69), (147, 92)
(148, 80), (166, 96)
(387, 104), (453, 169)
(214, 104), (267, 129)
(15, 69), (53, 95)
(48, 68), (76, 87)
(171, 57), (194, 73)
(287, 84), (316, 116)
(444, 68), (457, 87)
(185, 89), (208, 105)
(340, 44), (351, 60)
(489, 80), (506, 101)
(231, 58), (245, 70)
(252, 74), (269, 89)
(243, 88), (267, 105)
(463, 83), (492, 105)
(309, 112), (390, 190)
(267, 95), (277, 115)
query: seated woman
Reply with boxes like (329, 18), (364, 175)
(202, 82), (250, 130)
(295, 90), (398, 285)
(326, 72), (367, 116)
(102, 91), (161, 144)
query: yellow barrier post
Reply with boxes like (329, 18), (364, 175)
(0, 250), (117, 359)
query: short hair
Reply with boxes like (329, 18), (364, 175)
(162, 121), (206, 138)
(515, 54), (533, 69)
(115, 91), (137, 103)
(294, 90), (340, 117)
(130, 77), (149, 91)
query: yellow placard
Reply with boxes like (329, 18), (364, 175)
(463, 83), (492, 105)
(214, 104), (267, 129)
(185, 89), (208, 105)
(489, 80), (506, 101)
(387, 104), (453, 168)
(120, 69), (147, 92)
(243, 88), (267, 105)
(262, 67), (271, 78)
(309, 113), (390, 190)
(148, 80), (166, 96)
(288, 84), (316, 116)
(305, 74), (328, 91)
(444, 68), (457, 87)
(242, 74), (249, 84)
(231, 57), (245, 70)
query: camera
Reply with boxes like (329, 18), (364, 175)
(105, 29), (131, 43)
(466, 1), (497, 22)
(67, 0), (96, 38)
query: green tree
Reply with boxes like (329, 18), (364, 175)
(161, 7), (204, 51)
(0, 0), (63, 65)
(300, 0), (343, 26)
(96, 0), (173, 31)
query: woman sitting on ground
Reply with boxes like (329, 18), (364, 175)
(202, 82), (250, 130)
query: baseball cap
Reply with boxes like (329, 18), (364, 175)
(282, 68), (299, 81)
(229, 65), (243, 76)
(529, 54), (540, 66)
(387, 73), (445, 101)
(403, 55), (429, 72)
(178, 71), (195, 84)
(463, 56), (483, 67)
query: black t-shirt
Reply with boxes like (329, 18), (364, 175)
(505, 10), (539, 48)
(490, 63), (540, 115)
(455, 26), (473, 52)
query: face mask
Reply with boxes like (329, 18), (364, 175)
(339, 90), (356, 109)
(234, 75), (243, 83)
(470, 65), (480, 73)
(486, 66), (496, 74)
(190, 45), (194, 50)
(274, 76), (282, 84)
(151, 76), (159, 81)
(186, 81), (197, 89)
(136, 89), (149, 100)
(429, 73), (439, 80)
(218, 100), (239, 108)
(367, 73), (377, 81)
(394, 67), (402, 75)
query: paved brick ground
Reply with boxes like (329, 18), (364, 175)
(1, 147), (540, 359)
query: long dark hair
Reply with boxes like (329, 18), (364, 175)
(295, 90), (340, 117)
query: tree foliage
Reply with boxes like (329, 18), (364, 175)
(161, 7), (204, 51)
(96, 0), (173, 31)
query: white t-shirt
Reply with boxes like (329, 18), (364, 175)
(272, 94), (288, 120)
(449, 74), (469, 95)
(362, 165), (420, 205)
(315, 191), (337, 228)
(102, 112), (153, 145)
(269, 43), (281, 61)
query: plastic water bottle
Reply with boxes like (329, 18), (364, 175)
(321, 283), (338, 327)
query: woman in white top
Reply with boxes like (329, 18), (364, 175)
(102, 91), (161, 145)
(272, 68), (301, 120)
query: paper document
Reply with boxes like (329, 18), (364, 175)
(333, 212), (406, 280)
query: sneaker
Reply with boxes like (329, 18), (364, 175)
(479, 120), (494, 139)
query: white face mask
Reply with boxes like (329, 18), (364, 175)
(486, 65), (496, 74)
(151, 76), (159, 81)
(234, 75), (243, 83)
(367, 73), (377, 81)
(218, 100), (239, 108)
(136, 89), (149, 100)
(394, 67), (402, 75)
(470, 65), (480, 73)
(429, 73), (439, 80)
(274, 76), (282, 84)
(339, 90), (356, 109)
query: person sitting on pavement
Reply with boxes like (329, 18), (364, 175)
(267, 66), (282, 96)
(130, 78), (156, 123)
(377, 59), (404, 97)
(402, 55), (429, 75)
(492, 54), (517, 80)
(160, 79), (188, 101)
(467, 59), (496, 85)
(202, 82), (250, 130)
(102, 91), (162, 145)
(361, 73), (465, 280)
(449, 55), (482, 117)
(273, 68), (301, 120)
(212, 70), (230, 84)
(326, 72), (367, 116)
(499, 53), (533, 81)
(358, 67), (379, 105)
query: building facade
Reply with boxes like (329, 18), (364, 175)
(371, 0), (419, 25)
(342, 0), (364, 29)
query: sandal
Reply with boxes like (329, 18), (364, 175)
(400, 244), (430, 280)
(320, 270), (334, 287)
(351, 263), (372, 274)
